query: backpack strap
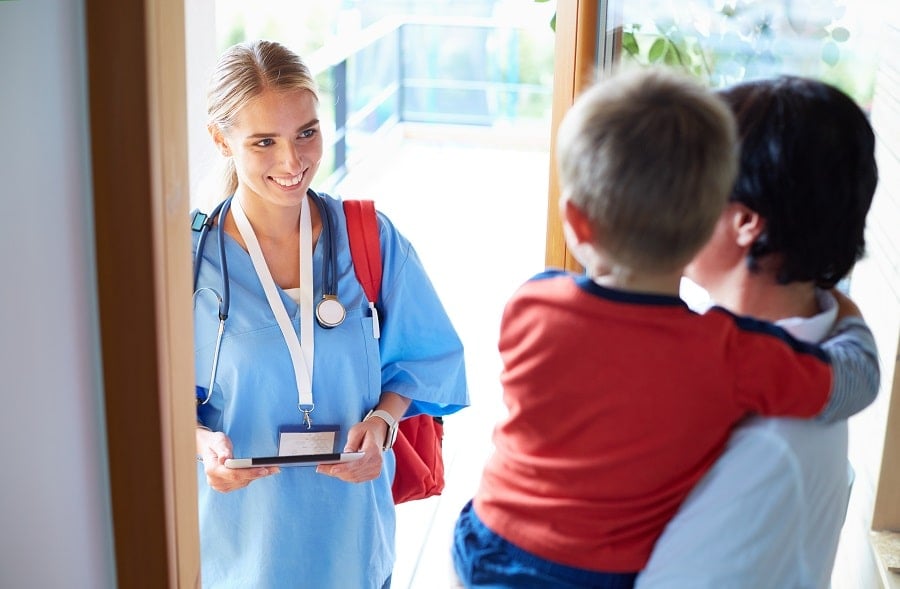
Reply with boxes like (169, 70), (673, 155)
(344, 199), (446, 504)
(343, 199), (382, 339)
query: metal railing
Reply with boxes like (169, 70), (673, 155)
(306, 15), (553, 189)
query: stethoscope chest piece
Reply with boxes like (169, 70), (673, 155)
(316, 295), (346, 328)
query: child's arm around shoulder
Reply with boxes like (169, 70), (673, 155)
(833, 287), (862, 322)
(816, 289), (880, 423)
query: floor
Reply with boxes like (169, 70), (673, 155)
(335, 123), (551, 588)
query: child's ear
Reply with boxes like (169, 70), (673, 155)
(209, 124), (232, 157)
(729, 203), (765, 248)
(561, 197), (597, 245)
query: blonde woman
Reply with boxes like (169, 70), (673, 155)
(193, 40), (468, 588)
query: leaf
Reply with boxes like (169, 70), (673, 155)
(649, 38), (667, 63)
(664, 46), (680, 66)
(622, 31), (639, 56)
(831, 27), (850, 42)
(550, 13), (556, 32)
(822, 41), (840, 66)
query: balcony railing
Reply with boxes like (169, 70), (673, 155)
(305, 15), (553, 190)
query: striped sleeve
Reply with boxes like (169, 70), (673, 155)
(816, 316), (880, 423)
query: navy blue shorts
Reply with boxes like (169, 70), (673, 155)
(452, 500), (637, 589)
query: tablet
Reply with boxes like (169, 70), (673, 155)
(224, 452), (365, 469)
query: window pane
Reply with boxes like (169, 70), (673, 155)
(610, 0), (880, 105)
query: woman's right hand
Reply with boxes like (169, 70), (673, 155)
(196, 426), (279, 493)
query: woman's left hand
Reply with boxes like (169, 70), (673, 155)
(316, 418), (387, 482)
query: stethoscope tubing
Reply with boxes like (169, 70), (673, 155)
(191, 286), (224, 406)
(192, 190), (340, 405)
(192, 189), (338, 319)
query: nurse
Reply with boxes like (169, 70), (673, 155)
(192, 39), (469, 588)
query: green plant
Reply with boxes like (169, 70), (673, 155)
(619, 1), (853, 88)
(534, 0), (859, 94)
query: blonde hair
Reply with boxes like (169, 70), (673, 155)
(206, 40), (319, 199)
(556, 67), (738, 274)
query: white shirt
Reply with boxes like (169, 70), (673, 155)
(637, 289), (851, 589)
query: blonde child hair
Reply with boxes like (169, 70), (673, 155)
(557, 67), (738, 275)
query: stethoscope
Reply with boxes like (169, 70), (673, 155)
(191, 189), (344, 406)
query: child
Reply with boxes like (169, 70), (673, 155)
(452, 68), (879, 588)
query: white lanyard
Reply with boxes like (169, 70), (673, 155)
(231, 195), (316, 426)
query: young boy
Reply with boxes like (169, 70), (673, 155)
(452, 68), (879, 588)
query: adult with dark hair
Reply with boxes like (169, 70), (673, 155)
(638, 76), (878, 589)
(192, 39), (468, 588)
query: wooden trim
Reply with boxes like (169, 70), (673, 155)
(544, 0), (599, 271)
(85, 1), (168, 585)
(873, 328), (900, 532)
(871, 530), (900, 588)
(85, 0), (198, 586)
(871, 336), (900, 587)
(144, 1), (202, 587)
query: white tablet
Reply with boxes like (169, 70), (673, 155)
(224, 452), (365, 469)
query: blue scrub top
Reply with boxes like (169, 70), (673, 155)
(192, 192), (469, 588)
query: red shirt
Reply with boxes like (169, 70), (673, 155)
(474, 272), (831, 572)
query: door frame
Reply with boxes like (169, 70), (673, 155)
(85, 0), (900, 586)
(85, 0), (200, 586)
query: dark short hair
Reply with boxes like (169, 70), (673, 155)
(717, 76), (877, 288)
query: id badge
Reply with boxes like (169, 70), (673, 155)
(278, 424), (341, 456)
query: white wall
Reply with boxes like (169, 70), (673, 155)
(0, 1), (116, 587)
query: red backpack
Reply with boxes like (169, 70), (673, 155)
(343, 200), (446, 504)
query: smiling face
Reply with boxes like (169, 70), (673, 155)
(213, 87), (323, 211)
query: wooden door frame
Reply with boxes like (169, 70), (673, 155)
(544, 0), (599, 271)
(91, 2), (900, 587)
(85, 0), (199, 586)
